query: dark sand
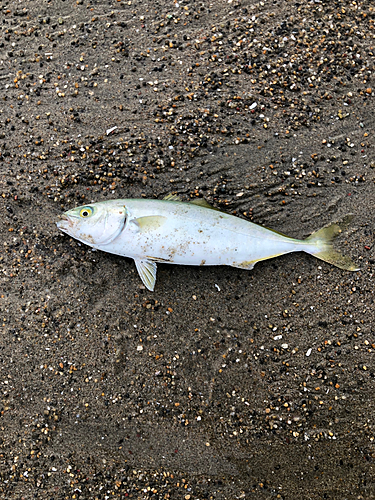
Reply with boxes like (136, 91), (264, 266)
(0, 0), (374, 498)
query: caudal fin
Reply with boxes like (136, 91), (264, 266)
(304, 214), (359, 271)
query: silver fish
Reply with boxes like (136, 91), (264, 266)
(56, 196), (359, 291)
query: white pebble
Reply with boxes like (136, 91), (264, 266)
(106, 126), (118, 135)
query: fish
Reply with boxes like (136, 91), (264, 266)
(56, 195), (359, 291)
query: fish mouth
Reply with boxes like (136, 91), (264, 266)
(56, 214), (73, 232)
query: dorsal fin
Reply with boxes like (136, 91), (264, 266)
(189, 198), (222, 212)
(163, 193), (223, 212)
(163, 193), (181, 201)
(263, 226), (290, 237)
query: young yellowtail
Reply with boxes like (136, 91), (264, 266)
(56, 196), (359, 291)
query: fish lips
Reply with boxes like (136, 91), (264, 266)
(56, 214), (73, 232)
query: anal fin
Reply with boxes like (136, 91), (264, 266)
(231, 260), (256, 270)
(231, 252), (288, 270)
(134, 258), (157, 291)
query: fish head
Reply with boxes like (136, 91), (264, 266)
(56, 201), (127, 246)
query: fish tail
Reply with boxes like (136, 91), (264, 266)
(303, 214), (359, 271)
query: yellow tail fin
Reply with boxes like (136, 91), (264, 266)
(305, 214), (359, 271)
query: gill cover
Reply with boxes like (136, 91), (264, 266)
(96, 206), (127, 245)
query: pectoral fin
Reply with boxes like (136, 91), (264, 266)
(134, 258), (157, 291)
(132, 215), (167, 233)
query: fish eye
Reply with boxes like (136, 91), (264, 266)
(79, 206), (93, 218)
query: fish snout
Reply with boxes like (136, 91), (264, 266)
(56, 214), (73, 231)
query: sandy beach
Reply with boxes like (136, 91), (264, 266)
(0, 0), (374, 498)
